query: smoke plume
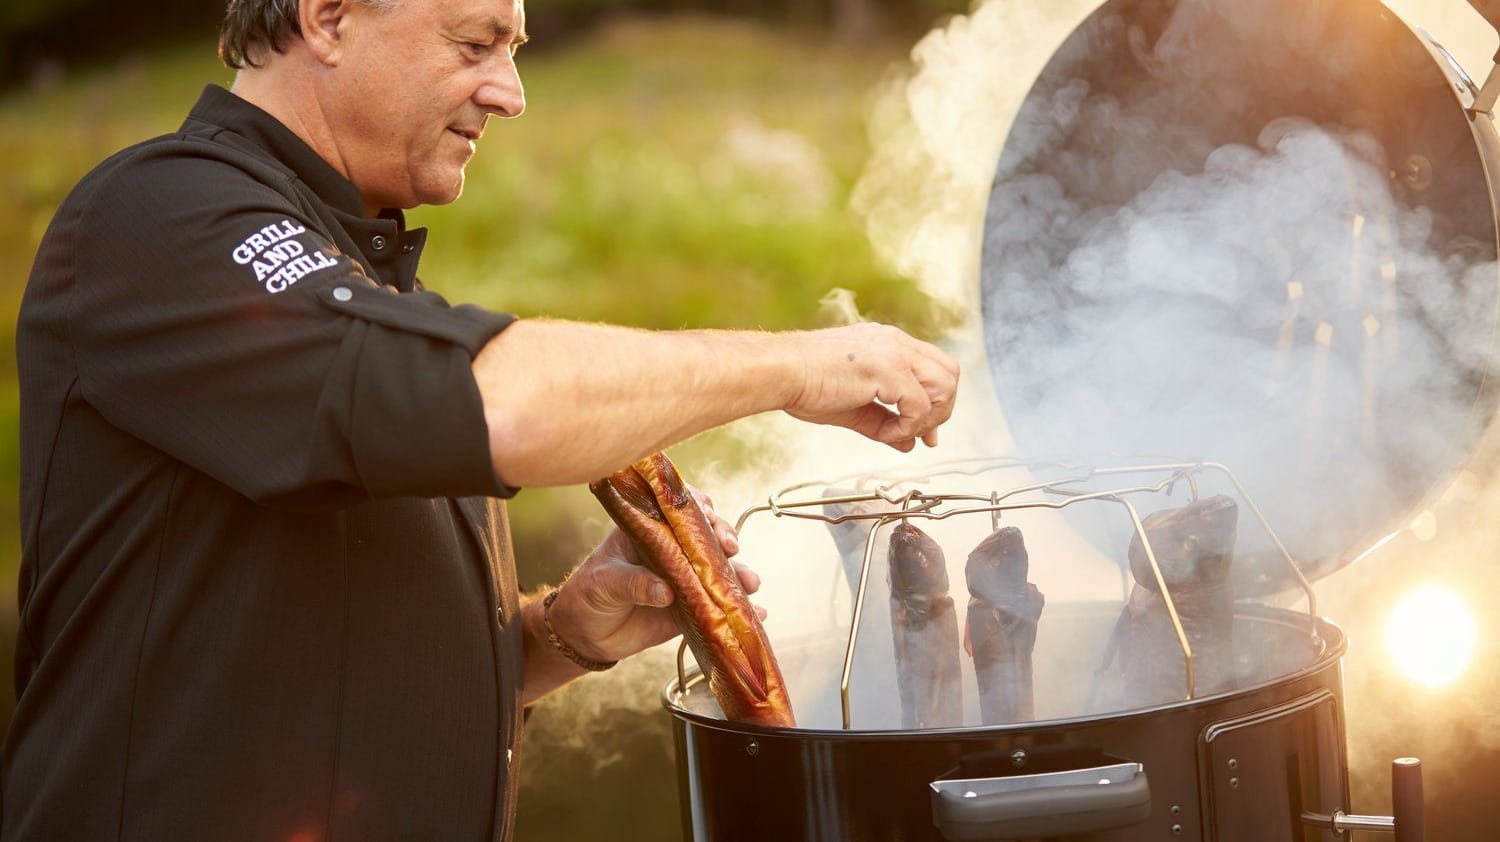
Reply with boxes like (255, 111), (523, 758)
(709, 0), (1500, 732)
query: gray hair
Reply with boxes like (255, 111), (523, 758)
(218, 0), (400, 69)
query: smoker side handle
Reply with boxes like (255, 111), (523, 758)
(930, 764), (1151, 841)
(1392, 758), (1424, 842)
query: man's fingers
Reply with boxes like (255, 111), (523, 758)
(875, 378), (932, 446)
(866, 342), (956, 449)
(733, 561), (761, 595)
(896, 352), (957, 447)
(587, 565), (674, 610)
(688, 484), (715, 512)
(705, 503), (739, 557)
(689, 485), (740, 556)
(596, 527), (643, 567)
(913, 351), (958, 426)
(913, 337), (960, 379)
(784, 323), (960, 449)
(825, 402), (898, 443)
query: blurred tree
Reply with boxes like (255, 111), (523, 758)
(0, 0), (218, 90)
(0, 0), (972, 91)
(0, 0), (85, 31)
(833, 0), (889, 40)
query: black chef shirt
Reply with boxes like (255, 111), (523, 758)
(5, 85), (527, 842)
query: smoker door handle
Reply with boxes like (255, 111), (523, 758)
(930, 762), (1151, 841)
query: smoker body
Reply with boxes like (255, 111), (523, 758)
(667, 606), (1347, 842)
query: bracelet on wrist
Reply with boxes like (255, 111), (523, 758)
(541, 588), (618, 672)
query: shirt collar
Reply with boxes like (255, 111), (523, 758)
(183, 85), (428, 291)
(183, 84), (370, 219)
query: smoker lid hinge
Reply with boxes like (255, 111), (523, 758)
(1470, 63), (1500, 116)
(1465, 1), (1500, 114)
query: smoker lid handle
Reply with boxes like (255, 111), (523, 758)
(930, 763), (1151, 841)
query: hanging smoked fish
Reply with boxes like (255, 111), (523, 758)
(887, 521), (962, 729)
(963, 526), (1045, 724)
(1110, 495), (1239, 709)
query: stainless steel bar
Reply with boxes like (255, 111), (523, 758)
(1337, 814), (1397, 833)
(1471, 62), (1500, 115)
(724, 455), (1326, 721)
(734, 503), (772, 534)
(1203, 461), (1318, 622)
(1118, 498), (1196, 699)
(1302, 810), (1397, 834)
(840, 513), (904, 730)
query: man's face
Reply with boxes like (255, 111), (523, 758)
(327, 0), (527, 212)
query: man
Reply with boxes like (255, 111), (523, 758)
(2, 0), (958, 838)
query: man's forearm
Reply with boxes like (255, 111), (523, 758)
(473, 320), (797, 488)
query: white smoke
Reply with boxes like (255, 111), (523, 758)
(708, 0), (1500, 731)
(853, 0), (1099, 312)
(538, 0), (1500, 743)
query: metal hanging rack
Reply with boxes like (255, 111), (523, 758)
(678, 456), (1319, 730)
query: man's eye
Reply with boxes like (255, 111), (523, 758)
(462, 42), (490, 59)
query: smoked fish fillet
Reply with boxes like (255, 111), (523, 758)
(591, 453), (795, 728)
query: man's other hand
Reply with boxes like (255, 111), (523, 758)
(784, 323), (960, 452)
(545, 487), (758, 664)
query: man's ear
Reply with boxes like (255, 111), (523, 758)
(300, 0), (354, 66)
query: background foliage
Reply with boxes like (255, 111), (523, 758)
(0, 0), (967, 90)
(0, 9), (960, 839)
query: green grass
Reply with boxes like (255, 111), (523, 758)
(415, 17), (951, 336)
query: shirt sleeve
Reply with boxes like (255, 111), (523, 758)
(66, 142), (517, 507)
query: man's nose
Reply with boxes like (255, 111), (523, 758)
(476, 57), (525, 119)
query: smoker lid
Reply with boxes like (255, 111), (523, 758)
(981, 0), (1500, 592)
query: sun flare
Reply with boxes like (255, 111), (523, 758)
(1386, 585), (1478, 688)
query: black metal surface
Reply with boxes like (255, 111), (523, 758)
(1199, 690), (1344, 841)
(666, 607), (1349, 842)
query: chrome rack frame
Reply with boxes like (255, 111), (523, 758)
(677, 456), (1318, 730)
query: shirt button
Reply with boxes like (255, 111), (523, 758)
(506, 749), (514, 767)
(332, 286), (353, 302)
(371, 234), (388, 252)
(401, 242), (415, 254)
